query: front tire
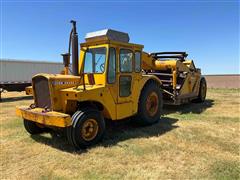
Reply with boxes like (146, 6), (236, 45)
(23, 119), (46, 134)
(67, 108), (105, 149)
(135, 81), (163, 125)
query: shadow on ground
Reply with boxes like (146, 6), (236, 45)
(0, 95), (33, 103)
(28, 100), (213, 153)
(102, 117), (178, 147)
(31, 116), (179, 154)
(163, 99), (214, 115)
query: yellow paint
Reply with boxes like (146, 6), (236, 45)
(25, 86), (33, 95)
(64, 67), (69, 75)
(142, 51), (201, 100)
(172, 70), (177, 90)
(16, 106), (71, 127)
(17, 32), (202, 128)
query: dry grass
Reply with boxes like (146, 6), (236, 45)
(0, 89), (239, 180)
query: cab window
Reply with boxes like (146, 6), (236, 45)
(107, 47), (116, 83)
(84, 47), (106, 73)
(119, 49), (133, 73)
(119, 76), (132, 97)
(135, 51), (141, 72)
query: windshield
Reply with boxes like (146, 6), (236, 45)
(84, 47), (106, 73)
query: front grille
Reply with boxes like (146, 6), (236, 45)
(32, 76), (51, 109)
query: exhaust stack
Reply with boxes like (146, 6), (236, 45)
(70, 20), (79, 76)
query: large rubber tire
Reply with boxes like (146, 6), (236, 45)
(195, 77), (207, 103)
(23, 119), (46, 134)
(135, 81), (163, 125)
(67, 108), (105, 149)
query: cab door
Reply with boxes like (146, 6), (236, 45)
(117, 48), (134, 103)
(106, 47), (118, 104)
(116, 48), (134, 119)
(107, 46), (134, 119)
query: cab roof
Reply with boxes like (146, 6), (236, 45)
(81, 29), (144, 49)
(85, 29), (130, 43)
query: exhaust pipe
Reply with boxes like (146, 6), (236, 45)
(61, 20), (79, 76)
(70, 20), (79, 76)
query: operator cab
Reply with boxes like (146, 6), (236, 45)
(79, 29), (143, 100)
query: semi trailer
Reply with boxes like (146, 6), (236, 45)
(0, 59), (64, 99)
(16, 21), (207, 149)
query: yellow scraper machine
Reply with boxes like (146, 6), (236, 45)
(142, 51), (206, 105)
(16, 21), (207, 149)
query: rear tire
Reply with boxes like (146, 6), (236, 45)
(135, 81), (163, 125)
(195, 77), (207, 103)
(23, 119), (46, 134)
(67, 108), (105, 149)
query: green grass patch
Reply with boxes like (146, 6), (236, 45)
(210, 160), (240, 180)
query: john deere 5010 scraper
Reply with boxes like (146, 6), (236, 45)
(16, 21), (207, 149)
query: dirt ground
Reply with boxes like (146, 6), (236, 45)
(0, 89), (239, 180)
(204, 75), (240, 88)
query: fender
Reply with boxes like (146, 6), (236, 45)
(132, 74), (162, 114)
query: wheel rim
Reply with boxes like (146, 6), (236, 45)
(146, 91), (159, 117)
(81, 119), (99, 141)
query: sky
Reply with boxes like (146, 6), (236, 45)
(1, 0), (239, 75)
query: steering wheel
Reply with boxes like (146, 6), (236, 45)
(100, 63), (105, 72)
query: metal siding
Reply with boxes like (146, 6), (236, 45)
(0, 60), (64, 83)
